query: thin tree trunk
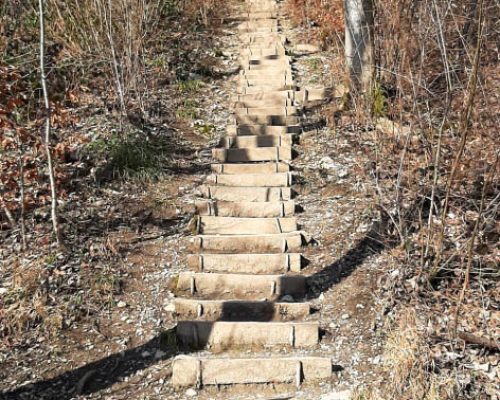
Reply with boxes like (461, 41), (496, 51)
(39, 0), (63, 248)
(344, 0), (375, 93)
(16, 131), (27, 251)
(431, 0), (484, 277)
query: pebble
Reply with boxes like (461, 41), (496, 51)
(341, 313), (350, 320)
(320, 390), (352, 400)
(185, 388), (197, 397)
(117, 301), (127, 308)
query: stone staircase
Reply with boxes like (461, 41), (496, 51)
(172, 0), (333, 388)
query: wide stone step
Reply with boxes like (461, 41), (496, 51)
(198, 216), (297, 235)
(242, 37), (286, 46)
(174, 298), (310, 321)
(212, 147), (293, 162)
(234, 107), (298, 116)
(198, 186), (292, 201)
(195, 200), (295, 217)
(235, 88), (331, 104)
(175, 272), (307, 299)
(220, 134), (294, 148)
(242, 78), (295, 88)
(234, 115), (299, 125)
(187, 233), (303, 253)
(241, 85), (298, 94)
(206, 172), (292, 187)
(241, 48), (286, 57)
(172, 356), (332, 387)
(233, 98), (294, 108)
(227, 124), (301, 136)
(186, 253), (303, 273)
(243, 68), (292, 77)
(176, 321), (319, 350)
(211, 162), (290, 174)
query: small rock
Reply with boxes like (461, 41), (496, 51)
(163, 303), (176, 312)
(356, 304), (365, 309)
(341, 313), (350, 320)
(117, 301), (127, 308)
(320, 390), (352, 400)
(185, 388), (197, 397)
(155, 350), (166, 359)
(0, 288), (8, 295)
(281, 295), (294, 302)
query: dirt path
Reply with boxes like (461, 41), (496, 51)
(1, 1), (389, 399)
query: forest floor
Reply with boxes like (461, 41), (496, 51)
(1, 1), (498, 400)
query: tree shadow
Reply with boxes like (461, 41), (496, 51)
(1, 333), (176, 400)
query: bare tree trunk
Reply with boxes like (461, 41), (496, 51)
(39, 0), (63, 248)
(16, 131), (27, 251)
(344, 0), (375, 93)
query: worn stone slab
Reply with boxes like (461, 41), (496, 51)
(220, 134), (293, 148)
(206, 172), (292, 187)
(174, 298), (311, 321)
(241, 48), (286, 57)
(187, 253), (302, 273)
(212, 147), (293, 162)
(234, 107), (298, 116)
(241, 77), (295, 87)
(210, 162), (290, 174)
(198, 216), (297, 235)
(187, 233), (303, 253)
(198, 186), (292, 201)
(227, 124), (301, 136)
(195, 200), (295, 217)
(172, 356), (332, 386)
(175, 272), (307, 299)
(233, 98), (294, 108)
(240, 85), (298, 95)
(243, 69), (293, 78)
(176, 321), (318, 349)
(233, 115), (299, 125)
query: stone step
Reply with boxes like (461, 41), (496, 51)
(197, 216), (297, 235)
(242, 37), (286, 45)
(234, 115), (299, 125)
(175, 272), (307, 299)
(187, 233), (303, 253)
(241, 85), (298, 95)
(241, 67), (292, 76)
(240, 48), (286, 57)
(241, 58), (291, 68)
(241, 77), (295, 87)
(174, 298), (310, 321)
(198, 186), (292, 201)
(206, 172), (292, 187)
(186, 253), (303, 274)
(243, 54), (291, 62)
(233, 98), (294, 108)
(212, 147), (293, 162)
(176, 321), (319, 350)
(235, 88), (331, 104)
(211, 162), (290, 174)
(243, 63), (291, 71)
(234, 107), (298, 116)
(172, 356), (332, 387)
(235, 90), (301, 101)
(195, 200), (295, 217)
(220, 134), (294, 148)
(227, 124), (301, 136)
